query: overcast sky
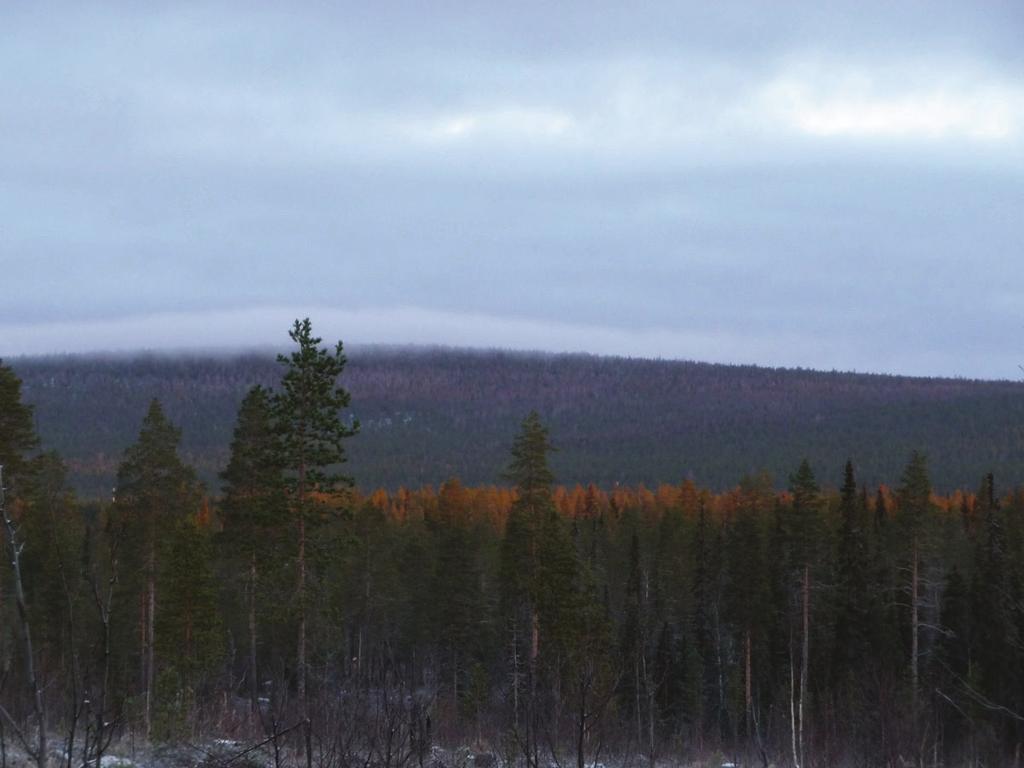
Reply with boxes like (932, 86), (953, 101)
(2, 2), (1022, 378)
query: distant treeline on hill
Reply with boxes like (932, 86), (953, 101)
(10, 347), (1024, 497)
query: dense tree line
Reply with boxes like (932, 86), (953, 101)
(3, 326), (1024, 767)
(13, 348), (1024, 498)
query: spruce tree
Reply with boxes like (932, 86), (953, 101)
(969, 473), (1018, 750)
(896, 450), (932, 718)
(618, 530), (647, 736)
(0, 360), (39, 491)
(220, 385), (286, 716)
(786, 459), (822, 768)
(0, 361), (47, 768)
(433, 479), (487, 716)
(936, 566), (970, 762)
(724, 481), (768, 748)
(689, 499), (715, 743)
(498, 411), (582, 763)
(154, 515), (223, 739)
(830, 461), (874, 756)
(114, 399), (199, 736)
(499, 411), (557, 637)
(832, 461), (870, 687)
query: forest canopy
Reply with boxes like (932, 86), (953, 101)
(2, 328), (1024, 768)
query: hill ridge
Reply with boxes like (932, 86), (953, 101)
(10, 346), (1024, 497)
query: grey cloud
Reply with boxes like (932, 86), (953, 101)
(2, 2), (1023, 379)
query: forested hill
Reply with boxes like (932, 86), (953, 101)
(10, 347), (1024, 497)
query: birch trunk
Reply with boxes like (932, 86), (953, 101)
(800, 564), (809, 768)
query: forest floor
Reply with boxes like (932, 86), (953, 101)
(0, 742), (743, 768)
(0, 732), (751, 768)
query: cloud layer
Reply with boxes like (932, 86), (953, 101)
(2, 2), (1022, 378)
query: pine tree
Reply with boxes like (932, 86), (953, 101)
(271, 318), (358, 712)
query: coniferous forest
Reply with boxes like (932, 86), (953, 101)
(12, 347), (1024, 499)
(3, 320), (1024, 768)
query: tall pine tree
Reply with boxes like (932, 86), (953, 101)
(271, 318), (358, 712)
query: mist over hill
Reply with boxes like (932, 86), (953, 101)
(10, 346), (1024, 498)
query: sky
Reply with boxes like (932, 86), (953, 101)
(2, 2), (1023, 378)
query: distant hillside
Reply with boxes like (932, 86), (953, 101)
(10, 347), (1024, 497)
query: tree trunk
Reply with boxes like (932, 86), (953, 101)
(145, 537), (156, 738)
(0, 467), (48, 768)
(297, 460), (307, 715)
(635, 657), (642, 748)
(94, 589), (112, 768)
(529, 608), (539, 768)
(90, 534), (118, 768)
(249, 549), (259, 719)
(911, 536), (919, 720)
(645, 654), (655, 768)
(512, 623), (520, 729)
(452, 648), (459, 726)
(790, 636), (800, 768)
(576, 667), (587, 768)
(745, 629), (753, 746)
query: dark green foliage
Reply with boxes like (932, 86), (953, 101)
(897, 450), (933, 536)
(723, 476), (771, 740)
(832, 461), (870, 684)
(272, 318), (359, 497)
(269, 318), (359, 707)
(156, 517), (223, 689)
(113, 400), (202, 727)
(504, 411), (555, 511)
(690, 499), (725, 740)
(969, 475), (1019, 745)
(786, 460), (822, 569)
(535, 507), (588, 657)
(935, 565), (971, 761)
(220, 385), (285, 542)
(499, 411), (556, 617)
(115, 399), (199, 520)
(0, 359), (39, 490)
(617, 530), (646, 722)
(433, 480), (489, 711)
